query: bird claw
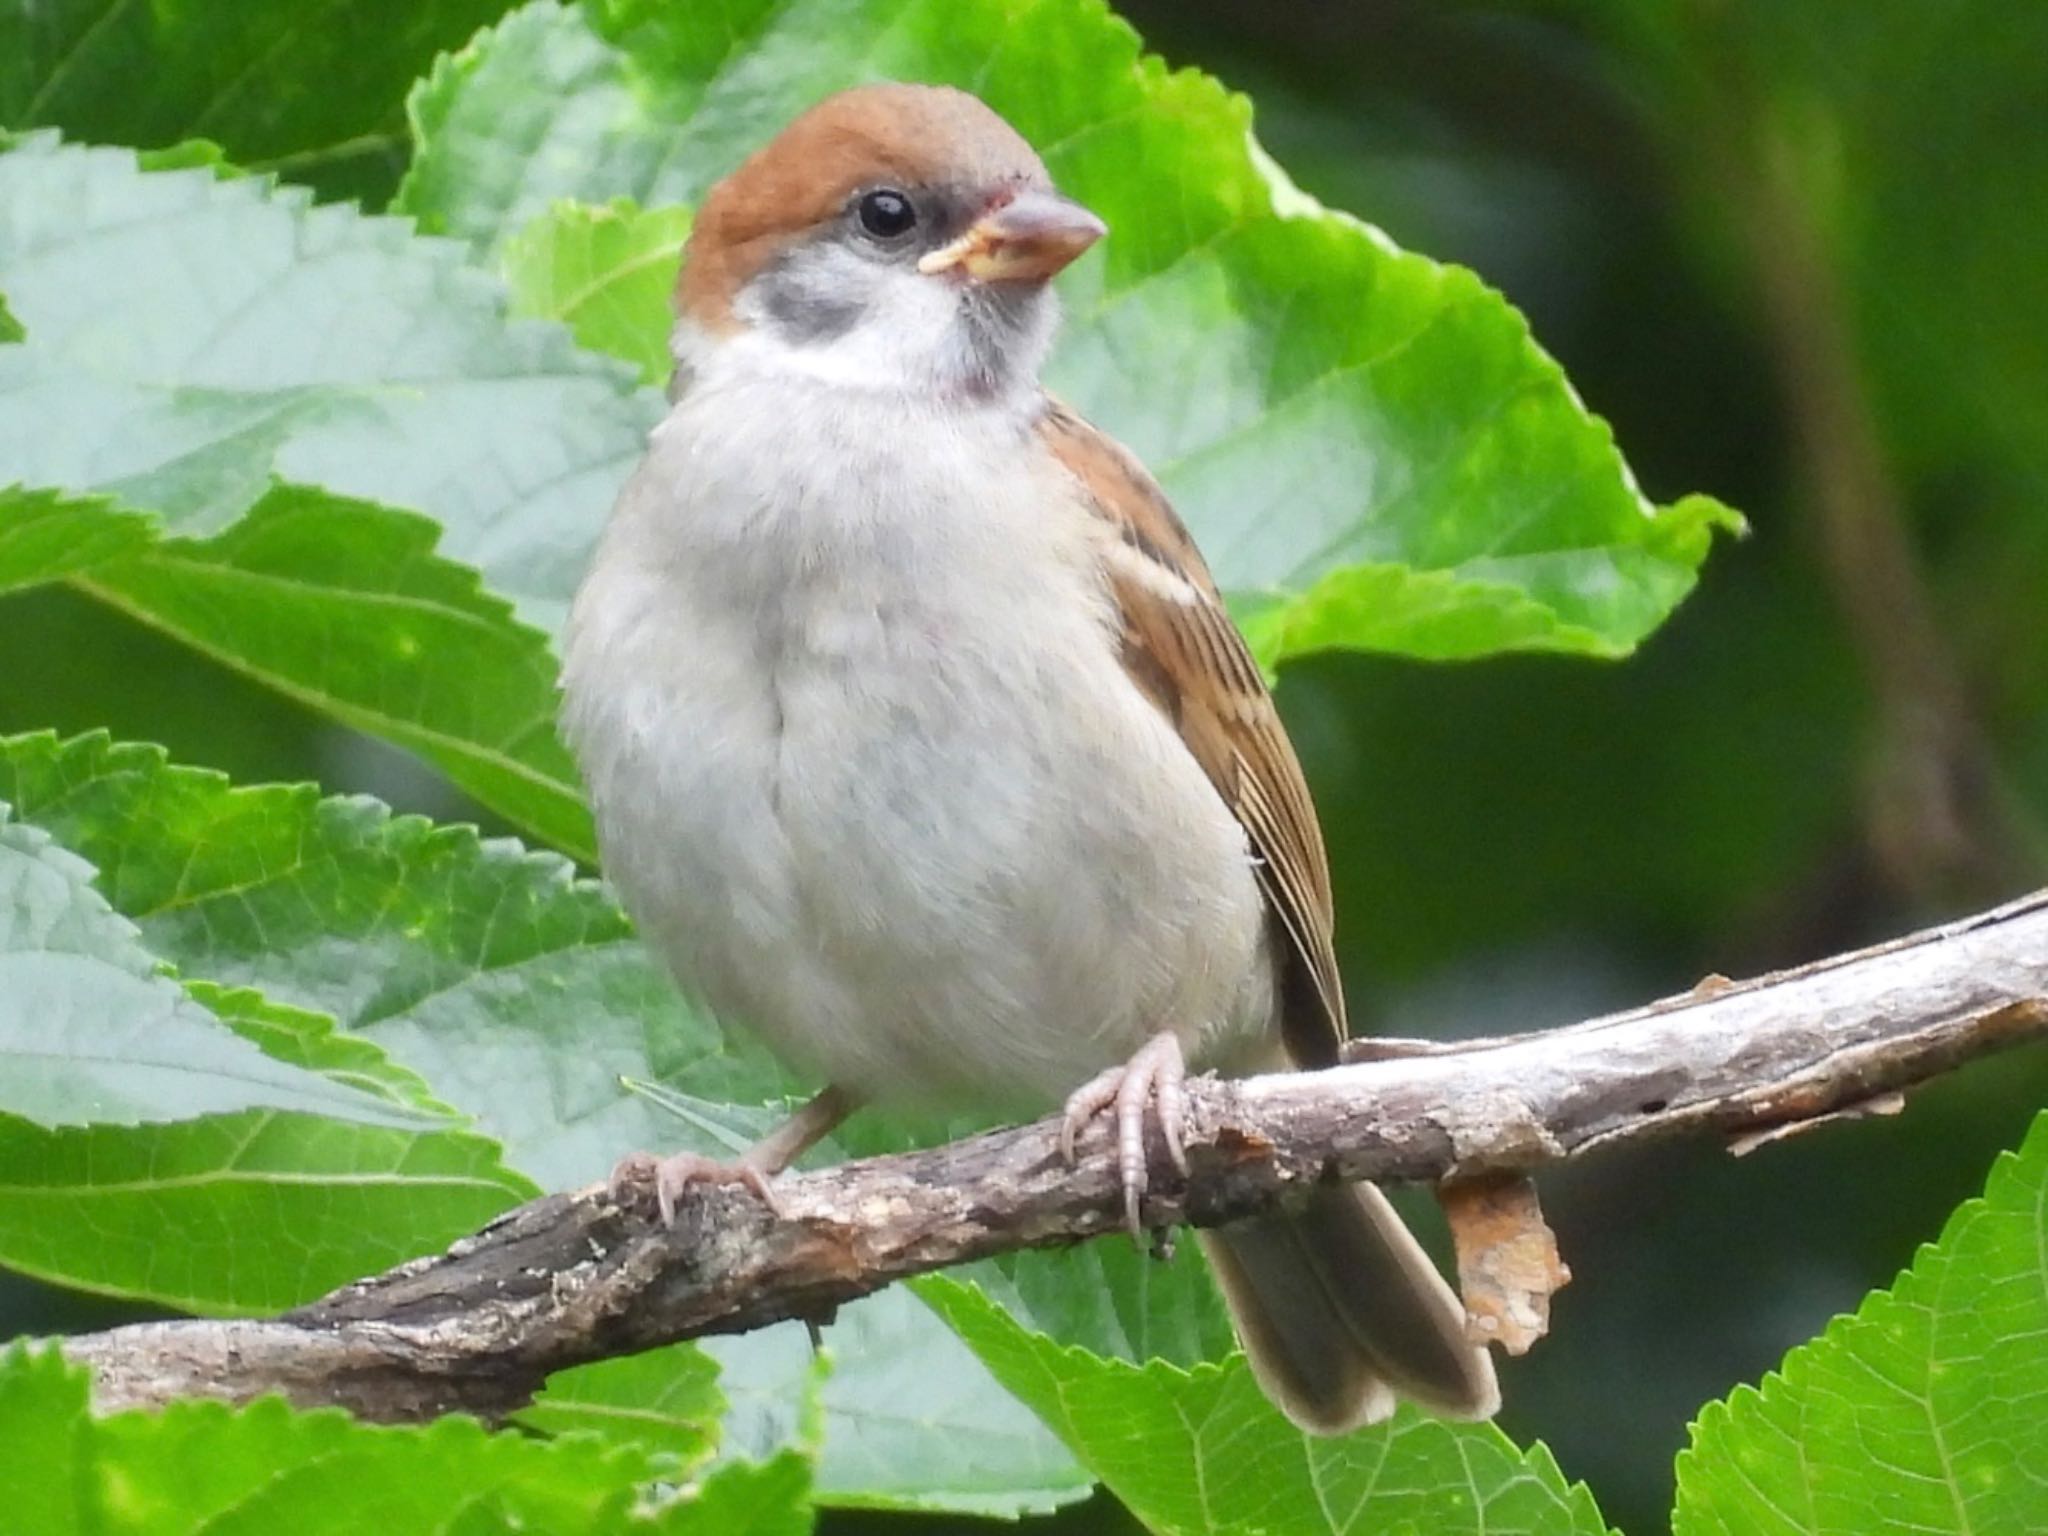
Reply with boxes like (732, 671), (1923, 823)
(1060, 1032), (1190, 1244)
(609, 1149), (782, 1226)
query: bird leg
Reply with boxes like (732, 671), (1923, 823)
(1060, 1031), (1190, 1243)
(612, 1084), (860, 1226)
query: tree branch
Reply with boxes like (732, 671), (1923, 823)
(59, 889), (2048, 1422)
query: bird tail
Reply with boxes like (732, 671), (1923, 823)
(1199, 1181), (1499, 1434)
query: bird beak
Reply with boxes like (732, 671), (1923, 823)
(918, 190), (1106, 283)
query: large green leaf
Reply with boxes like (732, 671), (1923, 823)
(808, 1285), (1091, 1515)
(527, 1289), (1092, 1517)
(0, 808), (421, 1133)
(1, 753), (533, 1310)
(959, 1237), (1236, 1370)
(1673, 1110), (2048, 1536)
(923, 1278), (1614, 1536)
(72, 484), (592, 858)
(0, 730), (781, 1190)
(0, 0), (517, 202)
(400, 0), (1735, 666)
(0, 133), (666, 852)
(0, 486), (153, 592)
(0, 134), (653, 636)
(0, 985), (529, 1317)
(0, 1342), (815, 1534)
(0, 1104), (528, 1314)
(654, 1451), (815, 1536)
(0, 1343), (90, 1536)
(519, 1342), (727, 1473)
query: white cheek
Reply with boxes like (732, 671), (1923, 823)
(743, 270), (964, 390)
(705, 245), (1056, 400)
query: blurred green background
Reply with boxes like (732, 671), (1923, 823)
(4, 2), (2044, 1532)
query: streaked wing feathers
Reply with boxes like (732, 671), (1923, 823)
(1038, 399), (1346, 1065)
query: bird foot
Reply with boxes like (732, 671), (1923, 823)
(1060, 1031), (1190, 1243)
(609, 1149), (781, 1226)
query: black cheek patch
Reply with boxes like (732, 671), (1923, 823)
(756, 256), (866, 344)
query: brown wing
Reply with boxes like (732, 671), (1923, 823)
(1038, 399), (1346, 1067)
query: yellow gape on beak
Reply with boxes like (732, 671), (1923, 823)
(918, 189), (1107, 283)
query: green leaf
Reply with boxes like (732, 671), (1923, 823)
(534, 1290), (1090, 1517)
(810, 1285), (1091, 1515)
(0, 1105), (529, 1314)
(1233, 530), (1734, 665)
(960, 1237), (1236, 1369)
(503, 199), (693, 386)
(0, 730), (788, 1190)
(652, 1451), (815, 1536)
(0, 288), (19, 340)
(398, 0), (654, 245)
(73, 482), (593, 859)
(0, 131), (656, 637)
(0, 486), (156, 594)
(193, 981), (464, 1121)
(0, 1344), (92, 1536)
(0, 756), (533, 1311)
(134, 138), (240, 176)
(0, 1343), (815, 1531)
(520, 1343), (726, 1473)
(0, 1344), (815, 1533)
(698, 1329), (831, 1469)
(0, 134), (669, 851)
(923, 1278), (1613, 1536)
(401, 0), (1736, 666)
(0, 806), (423, 1132)
(1673, 1109), (2048, 1536)
(94, 1390), (659, 1535)
(0, 0), (520, 202)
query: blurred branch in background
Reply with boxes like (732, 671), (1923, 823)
(58, 889), (2048, 1425)
(1710, 43), (2038, 907)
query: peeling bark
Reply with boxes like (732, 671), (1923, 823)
(58, 889), (2048, 1422)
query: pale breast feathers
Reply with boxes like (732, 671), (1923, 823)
(1037, 399), (1348, 1067)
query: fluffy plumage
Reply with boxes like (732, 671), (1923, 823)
(560, 81), (1498, 1433)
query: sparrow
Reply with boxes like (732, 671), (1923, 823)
(560, 82), (1499, 1433)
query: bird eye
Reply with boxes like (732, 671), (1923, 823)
(855, 188), (918, 240)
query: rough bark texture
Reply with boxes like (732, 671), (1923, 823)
(58, 889), (2048, 1422)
